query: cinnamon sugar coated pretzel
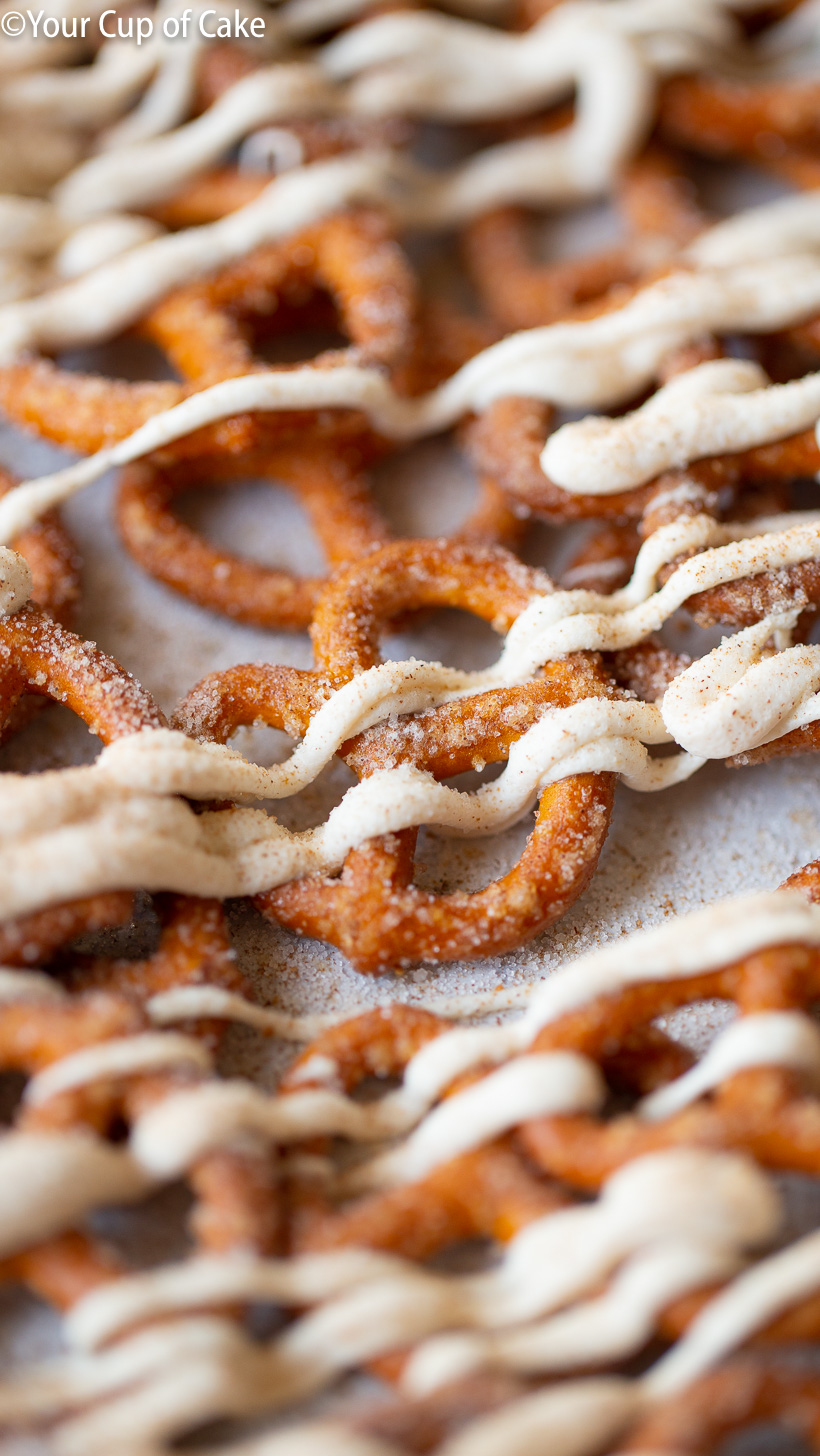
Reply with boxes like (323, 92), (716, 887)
(6, 0), (820, 1451)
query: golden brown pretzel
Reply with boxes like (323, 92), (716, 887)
(177, 539), (615, 971)
(0, 210), (415, 457)
(0, 604), (163, 965)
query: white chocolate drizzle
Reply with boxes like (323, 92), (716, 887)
(1, 513), (820, 916)
(0, 892), (819, 1451)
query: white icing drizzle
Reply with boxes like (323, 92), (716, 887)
(321, 0), (736, 119)
(23, 1032), (213, 1107)
(402, 1240), (743, 1394)
(638, 1010), (820, 1120)
(53, 214), (165, 280)
(0, 1151), (775, 1453)
(646, 1226), (820, 1397)
(339, 1052), (606, 1191)
(1, 513), (820, 917)
(144, 983), (539, 1038)
(53, 63), (338, 220)
(0, 966), (66, 1001)
(543, 358), (820, 494)
(13, 0), (742, 227)
(0, 1132), (150, 1258)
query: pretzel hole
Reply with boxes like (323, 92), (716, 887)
(56, 336), (181, 384)
(0, 1284), (60, 1368)
(718, 1425), (813, 1456)
(686, 153), (788, 220)
(221, 277), (351, 365)
(425, 1236), (501, 1275)
(0, 700), (106, 771)
(0, 1071), (25, 1127)
(68, 891), (159, 961)
(413, 813), (532, 895)
(229, 730), (357, 833)
(654, 999), (735, 1054)
(370, 438), (489, 538)
(252, 320), (350, 367)
(174, 478), (327, 578)
(89, 1183), (194, 1268)
(383, 609), (503, 674)
(532, 198), (625, 261)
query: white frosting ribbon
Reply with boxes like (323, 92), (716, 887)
(1, 513), (820, 918)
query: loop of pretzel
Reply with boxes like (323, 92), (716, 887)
(0, 209), (416, 458)
(114, 302), (520, 630)
(463, 144), (709, 332)
(176, 539), (616, 970)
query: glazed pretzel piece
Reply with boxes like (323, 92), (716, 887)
(281, 1004), (689, 1268)
(114, 295), (517, 632)
(0, 208), (416, 458)
(516, 935), (820, 1193)
(267, 542), (615, 971)
(0, 463), (81, 739)
(177, 539), (616, 971)
(0, 603), (164, 966)
(280, 1006), (568, 1266)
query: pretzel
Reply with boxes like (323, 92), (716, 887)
(516, 938), (820, 1191)
(463, 145), (708, 332)
(0, 895), (278, 1314)
(279, 1005), (568, 1259)
(0, 604), (163, 966)
(114, 301), (518, 630)
(0, 209), (415, 457)
(619, 1357), (820, 1454)
(116, 437), (391, 631)
(0, 465), (81, 738)
(659, 73), (820, 163)
(0, 1021), (281, 1320)
(176, 539), (615, 971)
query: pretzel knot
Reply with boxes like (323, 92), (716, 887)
(176, 539), (616, 972)
(0, 209), (416, 458)
(463, 144), (707, 332)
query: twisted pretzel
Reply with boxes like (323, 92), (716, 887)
(114, 299), (517, 630)
(516, 937), (820, 1191)
(0, 209), (415, 457)
(176, 539), (615, 971)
